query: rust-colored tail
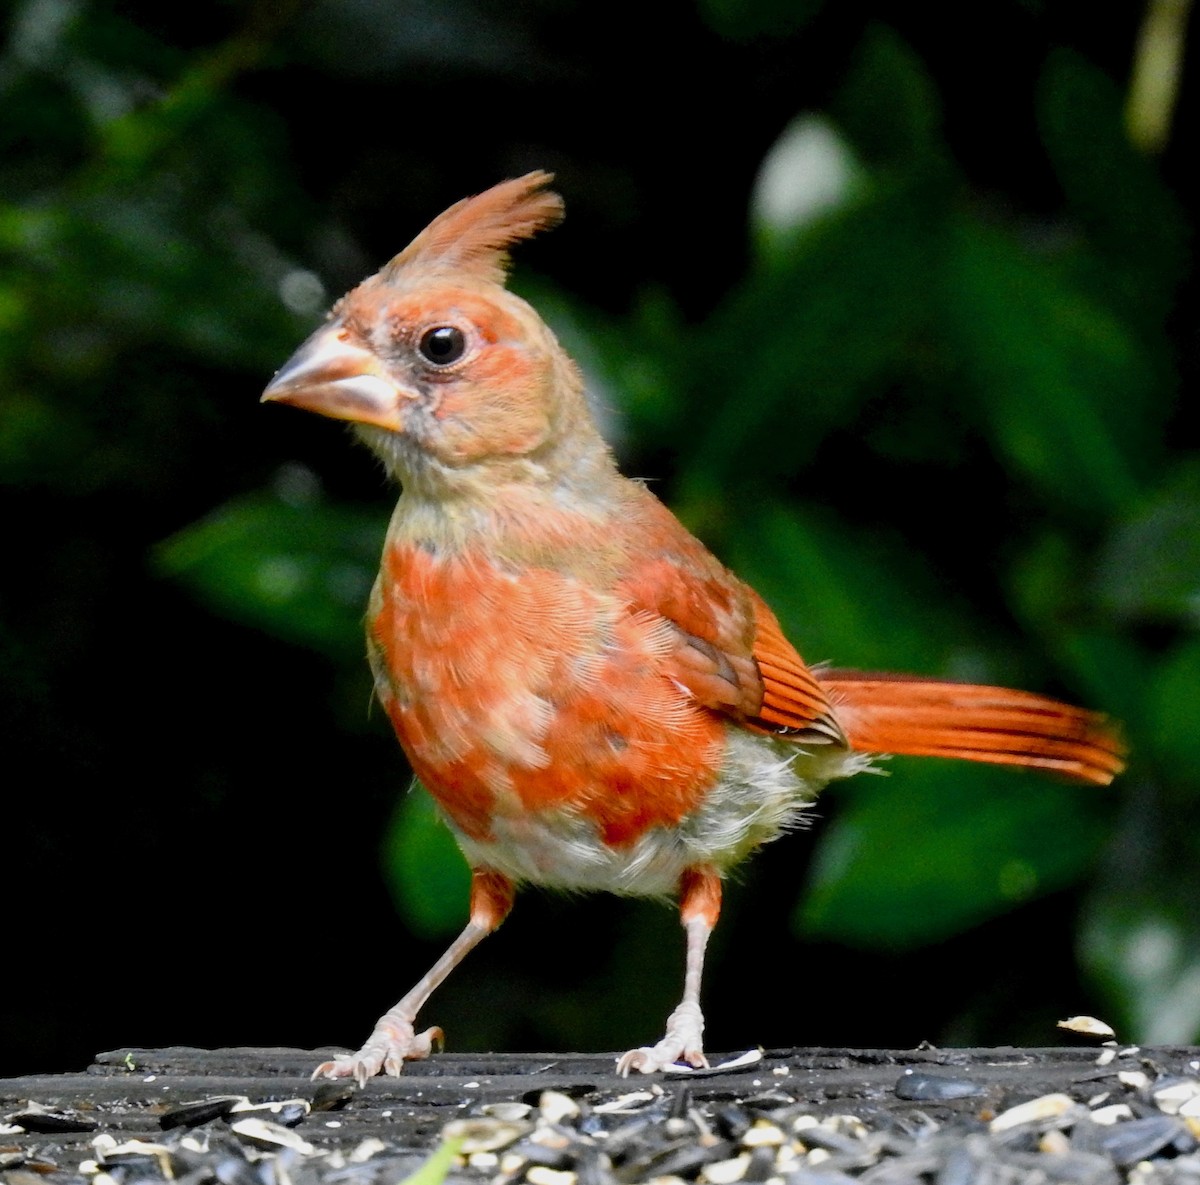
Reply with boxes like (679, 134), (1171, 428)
(816, 670), (1125, 786)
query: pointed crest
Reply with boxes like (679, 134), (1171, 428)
(382, 171), (563, 286)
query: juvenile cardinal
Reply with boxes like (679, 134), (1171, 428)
(262, 172), (1124, 1082)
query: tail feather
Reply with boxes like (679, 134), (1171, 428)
(816, 670), (1125, 786)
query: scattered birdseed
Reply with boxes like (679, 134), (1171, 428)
(1059, 1016), (1118, 1041)
(989, 1092), (1076, 1132)
(740, 1121), (785, 1148)
(1152, 1079), (1200, 1114)
(441, 1116), (531, 1154)
(593, 1091), (658, 1113)
(700, 1150), (751, 1182)
(526, 1166), (577, 1185)
(481, 1101), (533, 1122)
(663, 1050), (763, 1075)
(1119, 1071), (1151, 1090)
(229, 1116), (316, 1153)
(159, 1095), (247, 1129)
(1039, 1129), (1072, 1155)
(539, 1091), (581, 1124)
(894, 1070), (985, 1101)
(12, 1046), (1200, 1185)
(229, 1097), (310, 1125)
(4, 1100), (97, 1134)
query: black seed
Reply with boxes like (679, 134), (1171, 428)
(895, 1072), (986, 1101)
(1100, 1115), (1191, 1167)
(160, 1095), (245, 1130)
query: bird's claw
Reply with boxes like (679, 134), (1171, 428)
(616, 1045), (709, 1076)
(311, 1022), (444, 1084)
(615, 1002), (707, 1076)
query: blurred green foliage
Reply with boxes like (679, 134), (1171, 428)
(2, 0), (1196, 1073)
(156, 480), (384, 657)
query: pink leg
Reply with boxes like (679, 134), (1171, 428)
(313, 869), (514, 1085)
(616, 866), (721, 1075)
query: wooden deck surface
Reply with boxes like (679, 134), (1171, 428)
(4, 1045), (1200, 1182)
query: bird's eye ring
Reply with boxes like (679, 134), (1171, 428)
(418, 325), (468, 366)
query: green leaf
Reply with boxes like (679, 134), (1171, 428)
(1150, 641), (1200, 772)
(1094, 468), (1200, 626)
(800, 761), (1109, 949)
(716, 500), (986, 675)
(1007, 532), (1150, 729)
(382, 789), (471, 939)
(683, 178), (941, 490)
(943, 215), (1149, 517)
(399, 1138), (463, 1185)
(697, 0), (826, 42)
(156, 483), (385, 656)
(1038, 50), (1188, 323)
(831, 25), (945, 170)
(1082, 899), (1200, 1044)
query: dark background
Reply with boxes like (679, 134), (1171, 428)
(2, 0), (1197, 1077)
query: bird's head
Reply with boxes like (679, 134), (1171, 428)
(263, 172), (601, 497)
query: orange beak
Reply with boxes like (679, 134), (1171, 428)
(261, 323), (412, 433)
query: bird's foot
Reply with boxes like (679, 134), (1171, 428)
(312, 1018), (444, 1086)
(615, 1002), (708, 1076)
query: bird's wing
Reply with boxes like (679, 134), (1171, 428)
(746, 593), (846, 744)
(613, 496), (845, 745)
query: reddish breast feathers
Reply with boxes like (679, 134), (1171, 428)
(369, 542), (728, 850)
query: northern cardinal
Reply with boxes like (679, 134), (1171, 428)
(262, 172), (1124, 1082)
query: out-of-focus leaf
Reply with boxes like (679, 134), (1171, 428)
(156, 478), (385, 656)
(943, 215), (1149, 517)
(800, 761), (1110, 949)
(1094, 471), (1200, 626)
(1082, 900), (1200, 1044)
(1007, 532), (1150, 730)
(715, 499), (992, 677)
(683, 178), (940, 490)
(0, 390), (80, 485)
(1045, 632), (1147, 750)
(697, 0), (825, 42)
(399, 1138), (463, 1185)
(831, 25), (945, 170)
(383, 788), (471, 939)
(1150, 641), (1200, 772)
(1039, 50), (1188, 326)
(36, 189), (307, 372)
(721, 501), (1119, 951)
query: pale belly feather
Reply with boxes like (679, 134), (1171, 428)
(447, 727), (875, 897)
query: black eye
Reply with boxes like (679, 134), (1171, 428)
(418, 325), (467, 366)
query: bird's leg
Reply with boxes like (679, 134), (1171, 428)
(313, 868), (514, 1085)
(616, 865), (720, 1075)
